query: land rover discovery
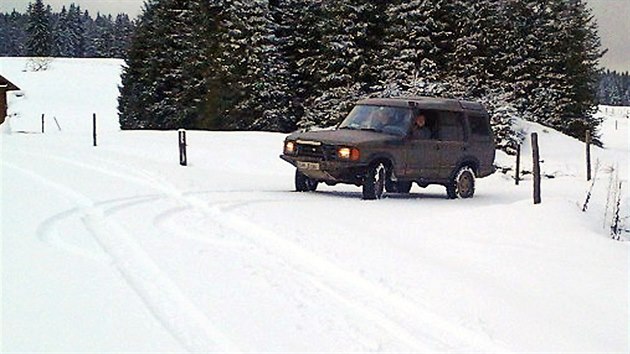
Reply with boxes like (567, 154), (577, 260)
(280, 97), (496, 199)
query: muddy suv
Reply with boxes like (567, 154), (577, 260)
(280, 97), (495, 199)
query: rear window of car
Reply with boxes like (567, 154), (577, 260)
(436, 111), (465, 141)
(468, 113), (492, 139)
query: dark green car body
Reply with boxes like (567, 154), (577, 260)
(280, 97), (496, 196)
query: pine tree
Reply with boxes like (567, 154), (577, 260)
(210, 0), (293, 131)
(120, 0), (222, 130)
(26, 0), (52, 56)
(52, 6), (73, 57)
(66, 4), (86, 57)
(300, 0), (398, 128)
(4, 11), (28, 56)
(111, 14), (134, 58)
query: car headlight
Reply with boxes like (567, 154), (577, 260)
(337, 147), (360, 161)
(285, 141), (296, 154)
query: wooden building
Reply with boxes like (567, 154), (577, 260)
(1, 75), (20, 125)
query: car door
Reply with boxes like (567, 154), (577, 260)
(434, 111), (467, 178)
(404, 110), (441, 180)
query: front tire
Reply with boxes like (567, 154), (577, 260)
(295, 170), (318, 192)
(447, 166), (476, 199)
(363, 162), (387, 200)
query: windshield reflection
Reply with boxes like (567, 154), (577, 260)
(338, 105), (413, 136)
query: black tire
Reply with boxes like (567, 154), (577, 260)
(447, 166), (476, 199)
(385, 180), (412, 193)
(295, 169), (318, 192)
(362, 162), (387, 200)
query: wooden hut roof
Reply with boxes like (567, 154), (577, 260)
(0, 75), (20, 91)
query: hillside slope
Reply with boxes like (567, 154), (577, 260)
(1, 58), (628, 353)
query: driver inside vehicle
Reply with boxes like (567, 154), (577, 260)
(411, 112), (432, 139)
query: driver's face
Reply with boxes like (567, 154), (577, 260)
(415, 115), (426, 127)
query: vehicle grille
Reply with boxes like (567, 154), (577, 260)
(296, 143), (336, 160)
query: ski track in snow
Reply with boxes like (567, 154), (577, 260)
(4, 145), (512, 352)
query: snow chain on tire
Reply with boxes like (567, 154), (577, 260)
(362, 162), (386, 200)
(448, 166), (476, 199)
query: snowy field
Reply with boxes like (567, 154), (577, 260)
(1, 58), (628, 353)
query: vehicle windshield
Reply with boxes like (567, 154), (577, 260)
(338, 105), (413, 136)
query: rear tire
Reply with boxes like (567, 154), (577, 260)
(447, 166), (475, 199)
(295, 170), (318, 192)
(363, 163), (387, 200)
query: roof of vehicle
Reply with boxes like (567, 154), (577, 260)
(356, 96), (485, 112)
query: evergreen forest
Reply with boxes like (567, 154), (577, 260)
(117, 0), (605, 152)
(2, 0), (617, 152)
(0, 0), (134, 59)
(598, 70), (630, 106)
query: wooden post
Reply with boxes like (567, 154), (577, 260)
(92, 113), (97, 147)
(515, 144), (521, 185)
(585, 130), (591, 181)
(532, 133), (541, 204)
(178, 129), (187, 166)
(41, 113), (45, 134)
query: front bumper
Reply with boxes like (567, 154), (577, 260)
(280, 154), (368, 184)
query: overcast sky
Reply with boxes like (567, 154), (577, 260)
(1, 0), (628, 71)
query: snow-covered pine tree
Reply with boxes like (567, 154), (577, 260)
(52, 6), (73, 57)
(120, 0), (223, 130)
(377, 0), (437, 94)
(300, 0), (398, 129)
(273, 0), (329, 127)
(25, 0), (52, 57)
(546, 0), (604, 143)
(111, 14), (134, 59)
(91, 14), (115, 58)
(500, 0), (604, 143)
(598, 70), (630, 106)
(214, 0), (293, 131)
(66, 4), (86, 57)
(82, 10), (99, 57)
(119, 0), (166, 129)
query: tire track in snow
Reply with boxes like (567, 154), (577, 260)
(2, 160), (239, 352)
(211, 199), (511, 352)
(37, 195), (162, 264)
(156, 193), (511, 352)
(6, 149), (509, 351)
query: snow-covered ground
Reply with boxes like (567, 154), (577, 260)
(1, 58), (628, 353)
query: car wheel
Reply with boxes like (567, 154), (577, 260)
(447, 166), (475, 199)
(363, 162), (387, 200)
(295, 169), (318, 192)
(385, 180), (412, 193)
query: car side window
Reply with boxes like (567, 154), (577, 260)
(436, 111), (465, 142)
(468, 113), (492, 141)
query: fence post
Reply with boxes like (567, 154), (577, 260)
(586, 130), (591, 181)
(53, 116), (62, 131)
(92, 113), (97, 147)
(532, 132), (541, 204)
(41, 113), (45, 134)
(515, 144), (521, 185)
(178, 129), (187, 166)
